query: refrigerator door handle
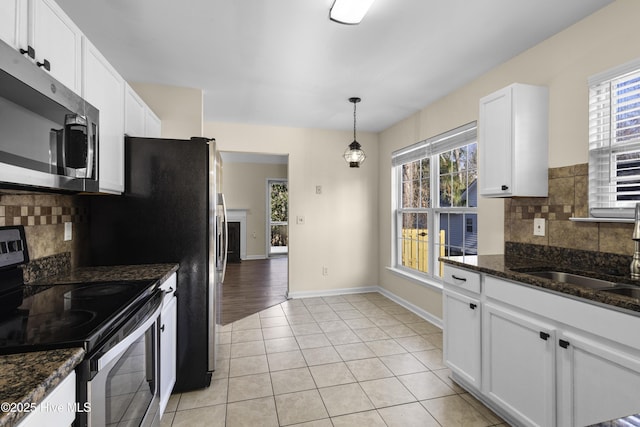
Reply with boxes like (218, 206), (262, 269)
(218, 193), (228, 283)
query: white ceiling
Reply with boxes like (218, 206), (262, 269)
(56, 0), (612, 133)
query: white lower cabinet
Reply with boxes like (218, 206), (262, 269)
(443, 288), (481, 388)
(444, 267), (640, 426)
(159, 273), (177, 417)
(557, 330), (640, 427)
(17, 371), (76, 427)
(483, 302), (556, 427)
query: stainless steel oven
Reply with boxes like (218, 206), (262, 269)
(77, 290), (163, 427)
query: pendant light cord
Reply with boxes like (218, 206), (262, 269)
(353, 101), (357, 141)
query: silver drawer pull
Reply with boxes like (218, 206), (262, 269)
(451, 275), (467, 282)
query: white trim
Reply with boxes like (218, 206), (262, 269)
(386, 266), (444, 291)
(287, 286), (379, 299)
(377, 286), (443, 329)
(245, 254), (267, 260)
(287, 285), (442, 330)
(227, 209), (247, 260)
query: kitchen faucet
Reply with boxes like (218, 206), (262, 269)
(631, 203), (640, 279)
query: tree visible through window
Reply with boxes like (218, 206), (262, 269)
(269, 181), (288, 254)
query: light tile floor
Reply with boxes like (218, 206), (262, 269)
(161, 292), (508, 427)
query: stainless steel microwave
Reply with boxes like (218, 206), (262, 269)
(0, 39), (99, 192)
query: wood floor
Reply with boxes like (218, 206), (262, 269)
(221, 257), (289, 324)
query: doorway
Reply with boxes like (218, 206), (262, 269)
(218, 152), (289, 324)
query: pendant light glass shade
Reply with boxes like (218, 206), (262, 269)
(344, 141), (366, 168)
(344, 97), (366, 168)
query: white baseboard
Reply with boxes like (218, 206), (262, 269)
(376, 287), (442, 329)
(288, 285), (442, 329)
(244, 255), (267, 260)
(287, 286), (379, 299)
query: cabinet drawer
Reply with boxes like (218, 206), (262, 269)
(443, 265), (480, 294)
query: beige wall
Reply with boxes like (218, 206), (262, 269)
(223, 161), (288, 258)
(130, 82), (203, 139)
(377, 0), (640, 320)
(205, 121), (379, 295)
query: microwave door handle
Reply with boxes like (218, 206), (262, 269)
(85, 122), (96, 179)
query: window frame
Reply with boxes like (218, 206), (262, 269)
(391, 123), (478, 285)
(588, 58), (640, 218)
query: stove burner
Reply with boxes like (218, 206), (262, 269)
(28, 310), (96, 337)
(63, 284), (133, 300)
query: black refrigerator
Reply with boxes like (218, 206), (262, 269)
(89, 136), (227, 392)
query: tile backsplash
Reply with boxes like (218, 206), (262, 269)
(504, 163), (634, 256)
(0, 192), (90, 267)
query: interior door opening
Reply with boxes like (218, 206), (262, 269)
(217, 151), (289, 324)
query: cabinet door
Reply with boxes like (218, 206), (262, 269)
(17, 372), (76, 427)
(83, 38), (125, 194)
(124, 85), (146, 137)
(557, 331), (640, 426)
(160, 296), (177, 416)
(30, 0), (82, 93)
(443, 288), (481, 389)
(479, 86), (512, 196)
(483, 302), (556, 427)
(0, 0), (26, 49)
(145, 108), (162, 138)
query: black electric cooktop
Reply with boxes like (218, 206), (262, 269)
(0, 279), (157, 355)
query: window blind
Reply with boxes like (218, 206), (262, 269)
(589, 62), (640, 217)
(391, 121), (477, 166)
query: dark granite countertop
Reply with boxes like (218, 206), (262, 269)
(23, 263), (179, 298)
(0, 348), (85, 427)
(441, 254), (640, 315)
(0, 263), (179, 427)
(29, 263), (179, 287)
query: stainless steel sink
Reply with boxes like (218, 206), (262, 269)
(601, 286), (640, 299)
(523, 271), (616, 290)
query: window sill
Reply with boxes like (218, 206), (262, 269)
(386, 267), (443, 291)
(569, 217), (633, 223)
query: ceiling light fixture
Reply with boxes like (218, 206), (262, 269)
(330, 0), (376, 25)
(343, 97), (366, 168)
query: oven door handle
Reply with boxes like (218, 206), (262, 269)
(97, 302), (162, 371)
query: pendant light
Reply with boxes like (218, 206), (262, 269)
(343, 97), (366, 168)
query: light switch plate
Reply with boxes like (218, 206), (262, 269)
(533, 218), (545, 236)
(64, 222), (72, 241)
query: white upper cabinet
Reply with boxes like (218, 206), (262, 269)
(82, 38), (125, 194)
(479, 83), (548, 197)
(125, 84), (162, 138)
(1, 0), (82, 93)
(0, 0), (26, 49)
(29, 0), (82, 93)
(124, 84), (146, 137)
(145, 107), (162, 138)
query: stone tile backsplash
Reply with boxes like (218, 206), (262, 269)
(505, 163), (634, 256)
(0, 192), (90, 267)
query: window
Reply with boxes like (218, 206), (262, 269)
(392, 122), (477, 280)
(589, 58), (640, 218)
